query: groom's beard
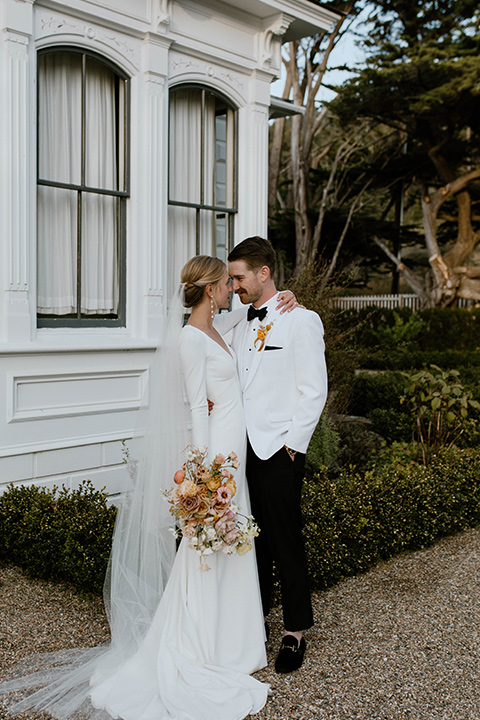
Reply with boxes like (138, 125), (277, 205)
(234, 286), (262, 305)
(234, 290), (250, 304)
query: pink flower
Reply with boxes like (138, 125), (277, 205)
(215, 509), (237, 536)
(214, 453), (225, 464)
(216, 486), (232, 505)
(183, 520), (198, 538)
(224, 527), (240, 545)
(221, 469), (233, 479)
(174, 469), (185, 485)
(229, 452), (241, 470)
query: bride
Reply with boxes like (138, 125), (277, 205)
(0, 255), (296, 720)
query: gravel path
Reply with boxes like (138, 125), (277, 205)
(1, 528), (480, 719)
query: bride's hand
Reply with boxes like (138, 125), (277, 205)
(276, 289), (304, 314)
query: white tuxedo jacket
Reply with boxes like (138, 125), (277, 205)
(215, 296), (327, 460)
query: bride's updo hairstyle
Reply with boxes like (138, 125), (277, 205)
(181, 255), (226, 308)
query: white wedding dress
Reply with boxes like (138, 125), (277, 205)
(89, 325), (268, 720)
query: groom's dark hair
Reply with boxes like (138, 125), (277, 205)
(228, 236), (276, 276)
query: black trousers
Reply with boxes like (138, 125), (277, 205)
(246, 439), (314, 631)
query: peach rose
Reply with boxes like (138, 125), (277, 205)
(214, 453), (225, 465)
(205, 474), (222, 493)
(183, 520), (198, 538)
(179, 479), (199, 497)
(193, 496), (211, 519)
(177, 493), (201, 517)
(224, 478), (237, 498)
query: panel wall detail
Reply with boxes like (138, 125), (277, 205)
(8, 369), (148, 422)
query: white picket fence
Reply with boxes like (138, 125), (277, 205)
(332, 294), (420, 311)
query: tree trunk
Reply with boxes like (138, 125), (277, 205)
(375, 166), (480, 307)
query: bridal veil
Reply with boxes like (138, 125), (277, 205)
(0, 286), (190, 720)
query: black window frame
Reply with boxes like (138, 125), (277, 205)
(36, 46), (130, 329)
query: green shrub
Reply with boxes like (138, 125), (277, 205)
(401, 365), (480, 464)
(302, 445), (480, 591)
(0, 481), (117, 595)
(340, 307), (480, 354)
(348, 371), (413, 444)
(337, 420), (385, 469)
(367, 407), (413, 444)
(372, 310), (425, 348)
(306, 414), (341, 472)
(349, 371), (407, 416)
(356, 348), (480, 371)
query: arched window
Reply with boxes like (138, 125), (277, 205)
(37, 48), (129, 327)
(168, 85), (237, 292)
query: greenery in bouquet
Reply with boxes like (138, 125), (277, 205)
(164, 446), (259, 570)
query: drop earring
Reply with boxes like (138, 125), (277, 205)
(211, 297), (215, 320)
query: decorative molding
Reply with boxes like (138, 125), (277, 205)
(5, 33), (29, 293)
(170, 55), (246, 101)
(144, 72), (166, 297)
(251, 105), (269, 234)
(261, 13), (295, 70)
(101, 32), (136, 61)
(219, 69), (245, 94)
(40, 16), (77, 34)
(171, 56), (203, 75)
(156, 0), (171, 33)
(36, 9), (140, 70)
(8, 369), (148, 423)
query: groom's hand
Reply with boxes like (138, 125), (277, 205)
(284, 445), (297, 461)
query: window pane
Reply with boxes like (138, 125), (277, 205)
(168, 205), (197, 294)
(169, 89), (202, 204)
(85, 57), (122, 191)
(82, 193), (119, 315)
(214, 213), (227, 263)
(37, 186), (77, 314)
(38, 53), (82, 185)
(168, 86), (236, 295)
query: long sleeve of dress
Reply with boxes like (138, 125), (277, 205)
(178, 330), (209, 450)
(213, 306), (247, 336)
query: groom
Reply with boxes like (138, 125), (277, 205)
(227, 236), (327, 673)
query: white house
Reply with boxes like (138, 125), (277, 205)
(0, 0), (337, 497)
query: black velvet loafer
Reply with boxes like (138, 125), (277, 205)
(274, 635), (306, 673)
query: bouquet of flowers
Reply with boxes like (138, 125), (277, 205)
(164, 446), (259, 570)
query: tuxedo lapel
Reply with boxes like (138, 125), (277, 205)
(244, 306), (281, 391)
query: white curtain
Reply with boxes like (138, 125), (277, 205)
(37, 53), (120, 316)
(168, 89), (215, 295)
(82, 58), (119, 314)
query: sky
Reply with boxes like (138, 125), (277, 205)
(271, 6), (370, 105)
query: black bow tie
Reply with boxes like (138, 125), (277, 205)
(247, 305), (268, 322)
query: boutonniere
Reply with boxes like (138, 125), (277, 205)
(254, 321), (274, 351)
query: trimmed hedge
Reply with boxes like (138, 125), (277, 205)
(302, 445), (480, 590)
(2, 448), (480, 599)
(356, 348), (480, 371)
(0, 481), (116, 595)
(340, 307), (480, 352)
